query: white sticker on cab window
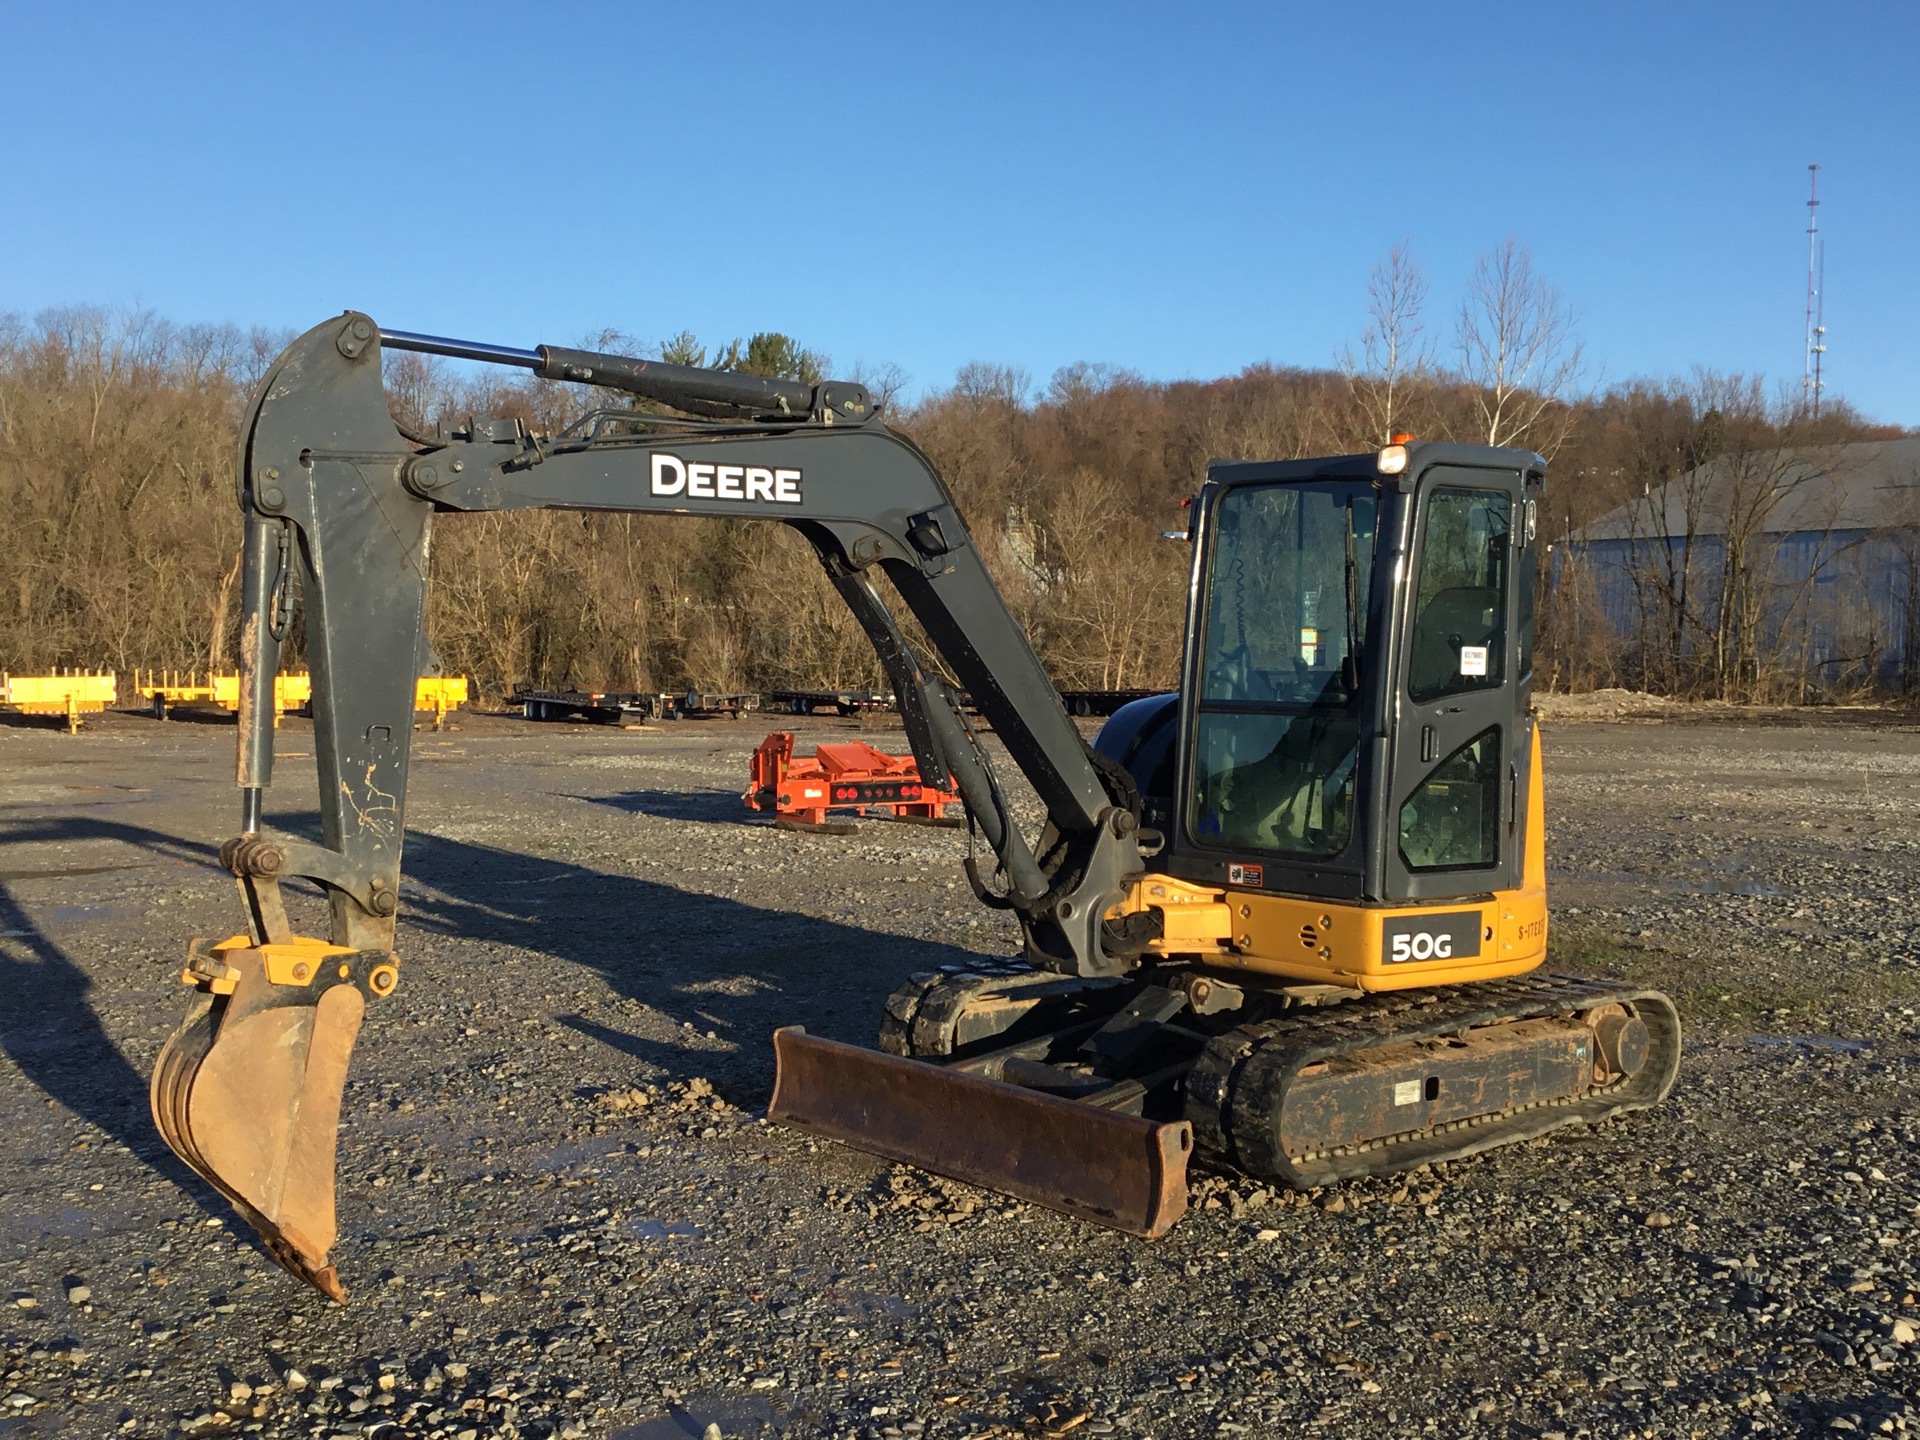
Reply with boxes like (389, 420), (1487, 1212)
(1459, 644), (1489, 677)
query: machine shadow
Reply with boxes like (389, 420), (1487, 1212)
(397, 825), (991, 1095)
(0, 807), (989, 1160)
(135, 705), (240, 727)
(562, 790), (748, 826)
(0, 819), (235, 1225)
(0, 712), (80, 732)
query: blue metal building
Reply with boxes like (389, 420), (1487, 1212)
(1560, 438), (1920, 693)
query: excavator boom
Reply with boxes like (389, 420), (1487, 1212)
(152, 313), (1158, 1295)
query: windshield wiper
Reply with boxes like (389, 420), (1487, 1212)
(1342, 498), (1363, 693)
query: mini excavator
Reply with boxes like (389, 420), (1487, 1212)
(150, 314), (1680, 1300)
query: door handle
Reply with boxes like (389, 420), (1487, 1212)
(1420, 725), (1436, 763)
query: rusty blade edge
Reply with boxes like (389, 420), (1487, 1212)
(767, 1026), (1190, 1239)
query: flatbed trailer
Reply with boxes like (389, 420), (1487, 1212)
(1, 670), (118, 733)
(512, 688), (762, 725)
(1058, 687), (1163, 717)
(769, 687), (895, 716)
(676, 690), (761, 719)
(134, 669), (312, 723)
(137, 672), (463, 726)
(513, 689), (661, 725)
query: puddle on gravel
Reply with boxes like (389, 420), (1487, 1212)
(1556, 864), (1786, 898)
(627, 1216), (704, 1240)
(0, 1202), (164, 1248)
(1687, 877), (1785, 897)
(1678, 853), (1822, 898)
(0, 785), (152, 809)
(0, 785), (86, 806)
(534, 1140), (612, 1172)
(0, 1206), (98, 1244)
(32, 903), (128, 925)
(0, 862), (153, 882)
(839, 1289), (916, 1320)
(614, 1394), (781, 1438)
(1566, 864), (1789, 898)
(1747, 1034), (1869, 1054)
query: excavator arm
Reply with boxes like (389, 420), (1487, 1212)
(152, 312), (1161, 1297)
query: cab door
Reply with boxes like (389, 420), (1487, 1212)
(1382, 462), (1534, 901)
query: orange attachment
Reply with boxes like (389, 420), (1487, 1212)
(151, 939), (369, 1302)
(745, 731), (960, 830)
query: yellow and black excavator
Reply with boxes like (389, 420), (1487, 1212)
(151, 314), (1679, 1300)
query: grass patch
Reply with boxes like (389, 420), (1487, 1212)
(1551, 924), (1920, 1035)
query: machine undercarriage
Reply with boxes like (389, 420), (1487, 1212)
(770, 962), (1680, 1236)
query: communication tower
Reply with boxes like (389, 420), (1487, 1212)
(1803, 164), (1826, 417)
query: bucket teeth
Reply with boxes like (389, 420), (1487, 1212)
(149, 949), (366, 1302)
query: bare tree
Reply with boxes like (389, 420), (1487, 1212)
(1015, 469), (1186, 689)
(1456, 238), (1584, 454)
(0, 308), (247, 673)
(1342, 241), (1433, 444)
(952, 361), (1030, 410)
(1045, 362), (1140, 408)
(384, 351), (449, 435)
(1196, 364), (1342, 464)
(847, 359), (912, 413)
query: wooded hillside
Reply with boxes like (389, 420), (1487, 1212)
(1, 256), (1900, 702)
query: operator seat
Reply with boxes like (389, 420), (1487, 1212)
(1408, 586), (1502, 698)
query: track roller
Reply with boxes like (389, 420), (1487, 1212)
(1186, 975), (1681, 1189)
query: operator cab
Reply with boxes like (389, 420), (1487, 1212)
(1100, 442), (1542, 906)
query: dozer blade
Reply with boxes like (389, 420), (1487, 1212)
(150, 949), (366, 1302)
(768, 1026), (1191, 1237)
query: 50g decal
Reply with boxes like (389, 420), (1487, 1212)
(1391, 930), (1452, 962)
(1381, 910), (1483, 964)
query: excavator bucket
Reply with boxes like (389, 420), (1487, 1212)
(150, 940), (367, 1302)
(768, 1027), (1191, 1237)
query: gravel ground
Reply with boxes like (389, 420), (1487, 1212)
(1, 705), (1918, 1440)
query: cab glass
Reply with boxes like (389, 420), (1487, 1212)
(1189, 480), (1377, 857)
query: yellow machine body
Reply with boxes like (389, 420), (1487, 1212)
(1123, 725), (1549, 992)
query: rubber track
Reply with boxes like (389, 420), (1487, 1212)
(1185, 973), (1682, 1189)
(877, 962), (1033, 1057)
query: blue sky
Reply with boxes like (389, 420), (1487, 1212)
(5, 2), (1915, 423)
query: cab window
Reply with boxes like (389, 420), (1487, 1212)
(1407, 488), (1510, 704)
(1189, 480), (1376, 858)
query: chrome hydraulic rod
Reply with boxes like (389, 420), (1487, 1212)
(375, 325), (824, 416)
(378, 329), (542, 368)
